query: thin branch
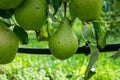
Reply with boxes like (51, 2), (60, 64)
(64, 2), (67, 17)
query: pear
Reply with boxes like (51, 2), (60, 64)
(14, 0), (47, 30)
(69, 0), (104, 22)
(49, 17), (78, 60)
(0, 0), (23, 10)
(0, 21), (19, 64)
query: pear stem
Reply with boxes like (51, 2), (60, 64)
(64, 2), (67, 17)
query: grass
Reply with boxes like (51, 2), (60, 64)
(0, 32), (120, 80)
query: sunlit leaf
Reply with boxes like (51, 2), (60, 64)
(72, 18), (83, 43)
(84, 45), (99, 80)
(83, 22), (94, 38)
(92, 22), (106, 49)
(47, 10), (60, 22)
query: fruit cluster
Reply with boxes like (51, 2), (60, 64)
(0, 0), (106, 64)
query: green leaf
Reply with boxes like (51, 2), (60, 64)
(111, 48), (120, 59)
(72, 18), (83, 43)
(84, 45), (99, 80)
(92, 22), (106, 49)
(87, 70), (96, 79)
(47, 10), (60, 22)
(0, 9), (14, 19)
(50, 0), (62, 15)
(82, 22), (94, 38)
(13, 25), (28, 44)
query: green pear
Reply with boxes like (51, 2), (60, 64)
(114, 0), (120, 10)
(0, 0), (23, 10)
(0, 21), (19, 64)
(69, 0), (104, 22)
(14, 0), (47, 30)
(49, 17), (78, 60)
